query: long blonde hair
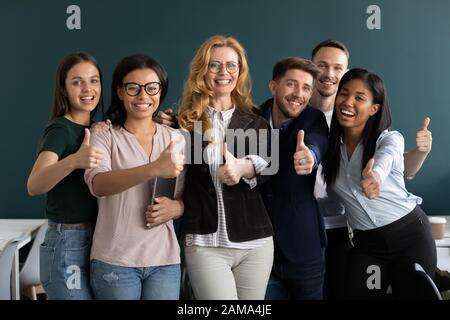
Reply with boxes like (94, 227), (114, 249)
(178, 35), (254, 132)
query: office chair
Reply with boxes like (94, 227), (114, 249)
(410, 263), (443, 300)
(19, 221), (48, 300)
(0, 241), (19, 300)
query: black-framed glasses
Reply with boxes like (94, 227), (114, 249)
(208, 61), (240, 74)
(121, 82), (162, 96)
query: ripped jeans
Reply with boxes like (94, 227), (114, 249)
(90, 259), (180, 300)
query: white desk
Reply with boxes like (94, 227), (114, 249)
(0, 219), (47, 300)
(433, 216), (450, 272)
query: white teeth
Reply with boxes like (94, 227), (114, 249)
(215, 80), (231, 85)
(341, 109), (355, 116)
(287, 98), (301, 106)
(134, 103), (151, 110)
(81, 96), (94, 101)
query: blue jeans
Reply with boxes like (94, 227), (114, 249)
(39, 222), (93, 300)
(265, 249), (325, 300)
(90, 259), (181, 300)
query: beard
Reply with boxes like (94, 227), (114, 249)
(275, 95), (306, 119)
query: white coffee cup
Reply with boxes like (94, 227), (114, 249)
(429, 217), (447, 240)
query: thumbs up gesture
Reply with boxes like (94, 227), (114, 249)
(361, 158), (381, 199)
(217, 143), (242, 186)
(293, 130), (315, 175)
(416, 117), (432, 154)
(73, 128), (104, 169)
(154, 141), (184, 178)
(82, 128), (91, 145)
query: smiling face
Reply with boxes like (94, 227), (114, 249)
(204, 46), (240, 98)
(335, 78), (380, 136)
(313, 46), (348, 98)
(65, 61), (101, 114)
(269, 68), (314, 120)
(117, 68), (161, 120)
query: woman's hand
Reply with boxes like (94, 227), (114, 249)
(361, 158), (381, 199)
(145, 197), (184, 228)
(152, 141), (184, 178)
(415, 117), (432, 154)
(217, 143), (255, 186)
(71, 129), (104, 169)
(154, 108), (176, 127)
(90, 120), (111, 133)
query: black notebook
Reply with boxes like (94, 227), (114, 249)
(146, 177), (177, 228)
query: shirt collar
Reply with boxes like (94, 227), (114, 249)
(207, 106), (235, 121)
(265, 105), (294, 129)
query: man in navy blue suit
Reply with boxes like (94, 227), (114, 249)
(259, 57), (329, 300)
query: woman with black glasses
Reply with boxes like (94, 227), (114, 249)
(84, 54), (185, 300)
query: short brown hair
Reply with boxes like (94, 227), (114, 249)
(311, 39), (350, 60)
(272, 57), (320, 81)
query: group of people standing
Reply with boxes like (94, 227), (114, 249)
(27, 34), (436, 300)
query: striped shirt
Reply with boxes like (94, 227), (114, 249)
(185, 106), (270, 249)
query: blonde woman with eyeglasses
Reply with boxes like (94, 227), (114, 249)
(178, 35), (274, 300)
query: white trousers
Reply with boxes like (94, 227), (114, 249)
(184, 238), (274, 300)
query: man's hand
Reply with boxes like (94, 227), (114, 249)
(293, 130), (314, 175)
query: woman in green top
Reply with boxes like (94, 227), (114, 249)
(27, 52), (104, 299)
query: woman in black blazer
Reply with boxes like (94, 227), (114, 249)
(177, 35), (274, 300)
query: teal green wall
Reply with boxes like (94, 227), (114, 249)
(2, 0), (449, 218)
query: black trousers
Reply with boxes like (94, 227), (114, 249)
(346, 206), (437, 299)
(324, 227), (352, 300)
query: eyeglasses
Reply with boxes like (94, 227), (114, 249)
(121, 82), (162, 96)
(208, 61), (240, 74)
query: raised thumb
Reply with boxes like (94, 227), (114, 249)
(165, 140), (174, 153)
(421, 117), (430, 131)
(363, 158), (375, 177)
(296, 130), (305, 151)
(223, 142), (229, 162)
(82, 128), (91, 146)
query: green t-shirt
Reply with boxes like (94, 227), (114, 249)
(38, 116), (98, 223)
